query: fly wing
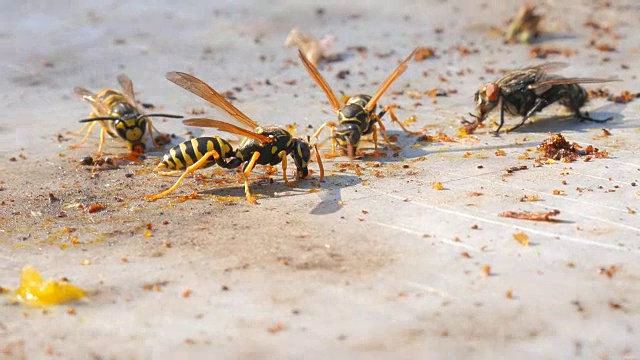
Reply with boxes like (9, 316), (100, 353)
(74, 87), (110, 115)
(528, 77), (621, 95)
(298, 50), (341, 112)
(117, 74), (137, 105)
(183, 118), (272, 144)
(497, 62), (570, 95)
(364, 48), (416, 112)
(166, 72), (260, 129)
(523, 62), (569, 73)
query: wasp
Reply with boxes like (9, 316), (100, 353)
(70, 74), (183, 156)
(144, 72), (324, 203)
(467, 62), (620, 133)
(298, 48), (419, 158)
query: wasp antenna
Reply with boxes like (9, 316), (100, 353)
(138, 113), (184, 120)
(78, 116), (121, 123)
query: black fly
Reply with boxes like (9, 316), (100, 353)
(467, 62), (620, 133)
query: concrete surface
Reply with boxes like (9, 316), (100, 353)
(1, 0), (639, 359)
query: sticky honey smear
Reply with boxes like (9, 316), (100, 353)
(10, 266), (86, 307)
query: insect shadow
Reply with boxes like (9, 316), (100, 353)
(309, 173), (362, 215)
(312, 127), (429, 165)
(507, 102), (629, 134)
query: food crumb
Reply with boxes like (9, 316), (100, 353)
(505, 290), (513, 299)
(267, 323), (285, 334)
(431, 181), (444, 190)
(598, 265), (618, 278)
(87, 203), (106, 213)
(513, 232), (529, 247)
(481, 265), (492, 277)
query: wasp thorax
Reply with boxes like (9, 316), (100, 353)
(345, 94), (371, 109)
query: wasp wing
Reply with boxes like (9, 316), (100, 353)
(183, 118), (272, 144)
(117, 74), (137, 105)
(528, 77), (621, 95)
(74, 87), (110, 115)
(166, 72), (260, 129)
(364, 48), (416, 112)
(298, 50), (341, 112)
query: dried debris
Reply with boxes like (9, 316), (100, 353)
(504, 4), (542, 44)
(537, 133), (608, 162)
(499, 209), (561, 222)
(609, 91), (640, 104)
(530, 46), (577, 59)
(506, 165), (528, 174)
(413, 46), (437, 61)
(284, 28), (334, 66)
(598, 265), (618, 278)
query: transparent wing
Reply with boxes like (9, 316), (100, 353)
(298, 49), (341, 112)
(117, 74), (137, 105)
(166, 72), (260, 129)
(364, 48), (416, 112)
(74, 87), (110, 115)
(183, 118), (272, 143)
(522, 62), (569, 73)
(529, 77), (621, 90)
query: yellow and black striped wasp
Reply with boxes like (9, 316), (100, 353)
(298, 48), (419, 158)
(144, 72), (324, 203)
(70, 74), (183, 156)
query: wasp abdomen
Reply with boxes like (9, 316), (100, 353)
(161, 137), (233, 170)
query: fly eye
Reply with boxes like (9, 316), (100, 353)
(486, 83), (500, 102)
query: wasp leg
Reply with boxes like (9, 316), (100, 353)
(310, 122), (338, 156)
(380, 105), (422, 135)
(507, 98), (548, 133)
(242, 152), (261, 204)
(313, 144), (325, 181)
(69, 122), (92, 136)
(278, 150), (297, 187)
(372, 116), (401, 151)
(69, 122), (98, 149)
(144, 150), (221, 201)
(153, 163), (183, 176)
(96, 126), (109, 156)
(146, 120), (171, 149)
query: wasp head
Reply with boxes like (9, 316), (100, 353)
(115, 114), (146, 151)
(292, 138), (312, 179)
(473, 82), (501, 122)
(335, 123), (361, 156)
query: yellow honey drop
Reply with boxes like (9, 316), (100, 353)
(13, 266), (86, 307)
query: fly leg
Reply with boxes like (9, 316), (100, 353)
(507, 98), (548, 133)
(495, 101), (507, 134)
(144, 150), (221, 201)
(575, 109), (613, 123)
